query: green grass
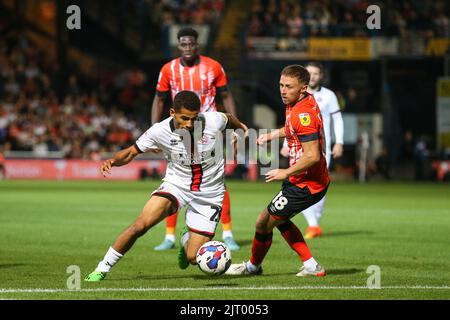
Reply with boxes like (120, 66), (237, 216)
(0, 180), (449, 300)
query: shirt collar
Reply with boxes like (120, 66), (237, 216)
(180, 56), (200, 67)
(287, 92), (310, 108)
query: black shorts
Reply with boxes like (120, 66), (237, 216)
(267, 180), (328, 220)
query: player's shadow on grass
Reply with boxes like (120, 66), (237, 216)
(203, 282), (240, 287)
(237, 239), (285, 248)
(0, 263), (27, 269)
(126, 274), (197, 281)
(129, 274), (238, 281)
(234, 239), (253, 248)
(270, 268), (364, 277)
(126, 274), (263, 282)
(324, 230), (374, 237)
(325, 268), (364, 275)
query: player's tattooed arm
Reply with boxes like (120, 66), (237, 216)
(100, 145), (140, 177)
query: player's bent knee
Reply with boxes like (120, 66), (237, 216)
(255, 220), (266, 232)
(276, 220), (293, 233)
(255, 215), (271, 232)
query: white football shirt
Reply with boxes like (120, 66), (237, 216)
(135, 112), (228, 192)
(310, 86), (342, 153)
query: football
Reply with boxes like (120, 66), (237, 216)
(196, 241), (232, 276)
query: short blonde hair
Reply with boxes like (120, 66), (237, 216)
(281, 65), (310, 86)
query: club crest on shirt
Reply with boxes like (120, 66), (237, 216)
(299, 113), (311, 126)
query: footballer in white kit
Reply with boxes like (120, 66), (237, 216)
(312, 85), (344, 165)
(84, 91), (248, 282)
(281, 62), (344, 239)
(135, 111), (228, 235)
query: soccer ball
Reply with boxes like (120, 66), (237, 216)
(196, 241), (232, 276)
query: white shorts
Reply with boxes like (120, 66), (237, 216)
(152, 182), (225, 236)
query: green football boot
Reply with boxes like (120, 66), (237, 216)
(178, 226), (190, 270)
(84, 271), (107, 282)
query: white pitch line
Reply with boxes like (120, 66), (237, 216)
(0, 286), (449, 293)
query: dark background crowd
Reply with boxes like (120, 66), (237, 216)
(0, 0), (449, 181)
(0, 34), (151, 159)
(245, 0), (449, 38)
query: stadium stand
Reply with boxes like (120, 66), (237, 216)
(0, 0), (228, 160)
(244, 0), (449, 38)
(0, 33), (147, 159)
(0, 0), (449, 181)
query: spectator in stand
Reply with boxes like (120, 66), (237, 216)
(414, 135), (430, 181)
(65, 74), (81, 98)
(275, 12), (288, 37)
(318, 5), (332, 36)
(434, 11), (449, 37)
(245, 0), (450, 39)
(287, 5), (305, 38)
(152, 0), (225, 27)
(262, 12), (279, 37)
(340, 11), (360, 36)
(250, 0), (263, 15)
(0, 34), (146, 159)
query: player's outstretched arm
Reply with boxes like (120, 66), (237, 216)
(100, 145), (140, 177)
(257, 127), (286, 145)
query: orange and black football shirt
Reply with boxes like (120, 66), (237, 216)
(285, 93), (330, 194)
(156, 55), (228, 112)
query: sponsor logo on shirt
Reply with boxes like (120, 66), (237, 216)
(199, 136), (209, 144)
(299, 113), (311, 126)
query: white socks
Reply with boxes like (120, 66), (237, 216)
(165, 234), (175, 242)
(303, 257), (318, 270)
(95, 246), (123, 273)
(246, 261), (260, 273)
(180, 231), (190, 248)
(223, 230), (233, 239)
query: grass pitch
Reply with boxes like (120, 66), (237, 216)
(0, 180), (449, 300)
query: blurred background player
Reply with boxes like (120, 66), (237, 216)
(151, 27), (240, 251)
(281, 62), (344, 239)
